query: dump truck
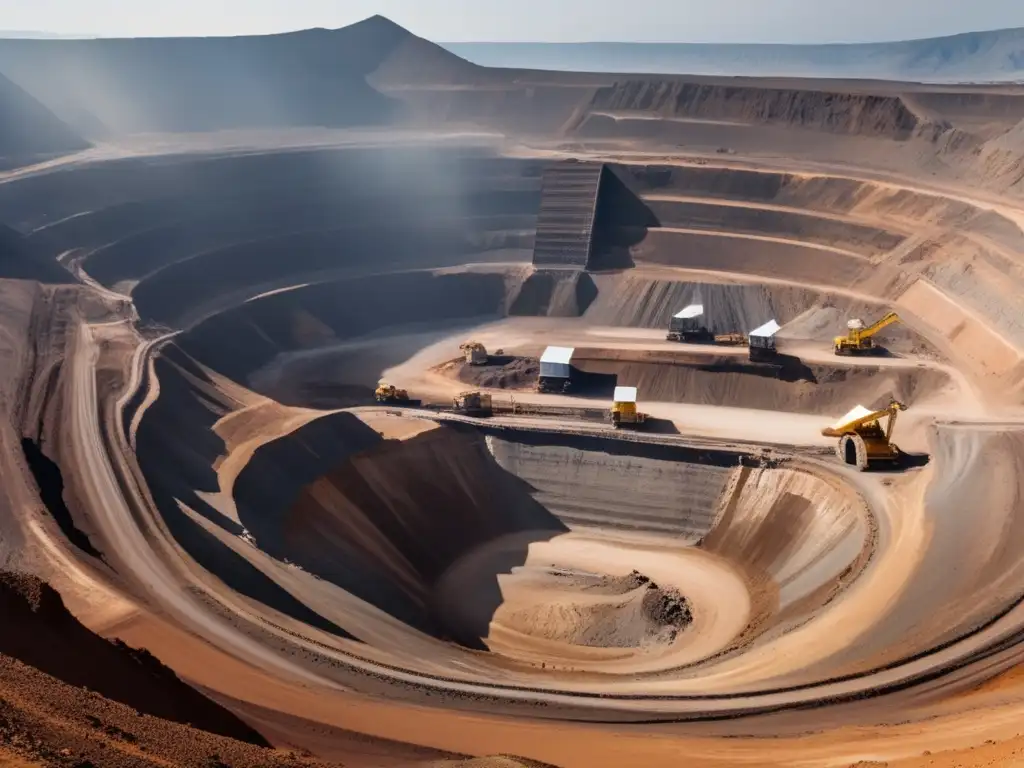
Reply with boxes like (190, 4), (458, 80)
(452, 390), (492, 417)
(538, 346), (574, 393)
(834, 312), (900, 356)
(821, 400), (907, 470)
(667, 305), (747, 346)
(610, 386), (647, 429)
(459, 341), (488, 366)
(374, 381), (419, 405)
(667, 304), (712, 342)
(748, 319), (780, 362)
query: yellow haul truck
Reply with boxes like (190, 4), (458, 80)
(833, 312), (900, 356)
(452, 391), (493, 417)
(374, 381), (419, 405)
(610, 386), (647, 429)
(822, 400), (907, 470)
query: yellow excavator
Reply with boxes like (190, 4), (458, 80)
(833, 312), (900, 356)
(374, 381), (418, 405)
(821, 400), (907, 470)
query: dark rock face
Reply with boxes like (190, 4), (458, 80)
(0, 571), (268, 745)
(0, 72), (88, 160)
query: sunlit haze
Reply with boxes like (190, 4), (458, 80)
(5, 0), (1024, 42)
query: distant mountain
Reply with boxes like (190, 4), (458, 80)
(0, 71), (89, 159)
(444, 27), (1024, 83)
(0, 31), (96, 40)
(0, 15), (479, 138)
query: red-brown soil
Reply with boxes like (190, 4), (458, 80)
(0, 571), (336, 767)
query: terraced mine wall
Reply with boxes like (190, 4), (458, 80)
(569, 351), (950, 414)
(0, 146), (545, 327)
(178, 270), (512, 394)
(131, 367), (874, 683)
(580, 82), (921, 138)
(485, 433), (734, 538)
(583, 275), (814, 329)
(0, 142), (1009, 390)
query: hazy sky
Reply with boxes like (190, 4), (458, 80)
(5, 0), (1024, 43)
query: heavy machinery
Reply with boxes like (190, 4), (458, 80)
(821, 400), (907, 470)
(459, 341), (488, 366)
(374, 381), (417, 405)
(667, 305), (710, 342)
(748, 319), (780, 362)
(666, 305), (747, 346)
(833, 312), (900, 356)
(452, 390), (493, 417)
(712, 332), (747, 346)
(610, 386), (647, 429)
(538, 345), (573, 393)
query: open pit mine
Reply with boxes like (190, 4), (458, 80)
(4, 14), (1024, 768)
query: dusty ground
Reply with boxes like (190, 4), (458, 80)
(7, 17), (1024, 768)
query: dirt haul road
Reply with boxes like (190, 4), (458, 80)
(9, 26), (1024, 767)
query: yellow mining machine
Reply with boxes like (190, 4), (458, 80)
(833, 312), (900, 356)
(460, 341), (489, 366)
(374, 381), (417, 405)
(610, 386), (647, 429)
(452, 390), (493, 417)
(821, 400), (907, 470)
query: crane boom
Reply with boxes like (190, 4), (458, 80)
(821, 400), (907, 438)
(860, 312), (900, 339)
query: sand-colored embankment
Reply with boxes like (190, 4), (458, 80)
(640, 198), (905, 257)
(570, 349), (952, 414)
(605, 163), (980, 232)
(915, 236), (1024, 351)
(704, 464), (868, 639)
(897, 277), (1023, 393)
(779, 299), (940, 358)
(472, 437), (868, 677)
(582, 272), (815, 330)
(631, 228), (869, 288)
(442, 531), (750, 674)
(799, 424), (1024, 682)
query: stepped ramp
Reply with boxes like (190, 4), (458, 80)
(532, 161), (605, 269)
